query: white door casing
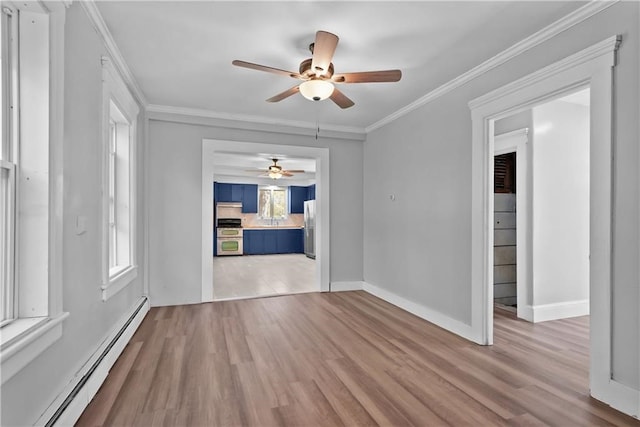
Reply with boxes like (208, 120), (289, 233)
(469, 36), (632, 413)
(201, 140), (330, 302)
(494, 128), (530, 321)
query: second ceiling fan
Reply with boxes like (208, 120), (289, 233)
(232, 30), (402, 109)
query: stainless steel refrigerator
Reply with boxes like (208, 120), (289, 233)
(304, 200), (316, 259)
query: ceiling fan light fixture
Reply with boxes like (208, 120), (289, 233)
(268, 171), (283, 179)
(299, 79), (334, 101)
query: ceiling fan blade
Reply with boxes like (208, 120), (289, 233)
(332, 70), (402, 84)
(232, 60), (302, 79)
(329, 88), (355, 109)
(282, 172), (295, 177)
(311, 31), (339, 77)
(266, 86), (300, 102)
(283, 170), (305, 173)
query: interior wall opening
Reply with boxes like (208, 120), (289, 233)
(211, 153), (318, 301)
(491, 87), (590, 325)
(201, 139), (331, 303)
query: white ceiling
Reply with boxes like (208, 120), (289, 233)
(96, 1), (586, 132)
(212, 152), (316, 185)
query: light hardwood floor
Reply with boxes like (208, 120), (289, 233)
(213, 254), (316, 300)
(77, 291), (639, 426)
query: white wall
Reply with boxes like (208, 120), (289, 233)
(147, 119), (363, 306)
(532, 99), (589, 310)
(0, 5), (146, 425)
(363, 2), (639, 389)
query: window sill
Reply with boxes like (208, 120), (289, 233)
(1, 312), (69, 384)
(102, 264), (137, 301)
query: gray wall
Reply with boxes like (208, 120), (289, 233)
(363, 2), (639, 389)
(1, 4), (146, 425)
(147, 119), (363, 306)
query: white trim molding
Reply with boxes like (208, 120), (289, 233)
(366, 1), (618, 133)
(330, 281), (364, 292)
(362, 282), (476, 343)
(469, 35), (625, 413)
(494, 128), (530, 322)
(530, 299), (589, 323)
(147, 104), (366, 142)
(80, 1), (147, 106)
(1, 312), (70, 385)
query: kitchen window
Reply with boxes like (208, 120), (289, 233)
(101, 56), (139, 301)
(258, 186), (287, 219)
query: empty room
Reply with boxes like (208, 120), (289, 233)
(1, 1), (639, 426)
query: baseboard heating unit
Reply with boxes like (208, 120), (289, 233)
(36, 296), (150, 427)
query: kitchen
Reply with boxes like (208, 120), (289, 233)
(212, 154), (317, 300)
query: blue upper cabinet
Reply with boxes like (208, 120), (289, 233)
(215, 182), (233, 202)
(242, 184), (258, 213)
(289, 186), (307, 214)
(214, 182), (258, 213)
(306, 184), (316, 201)
(231, 184), (243, 203)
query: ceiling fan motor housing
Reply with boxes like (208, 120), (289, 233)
(299, 58), (334, 79)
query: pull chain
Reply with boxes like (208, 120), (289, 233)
(315, 103), (320, 140)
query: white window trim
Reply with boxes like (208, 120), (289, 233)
(0, 1), (69, 385)
(101, 56), (139, 301)
(258, 185), (288, 220)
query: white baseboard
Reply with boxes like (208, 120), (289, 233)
(330, 281), (364, 292)
(517, 304), (534, 322)
(531, 299), (589, 323)
(362, 282), (477, 343)
(35, 296), (150, 427)
(591, 378), (640, 418)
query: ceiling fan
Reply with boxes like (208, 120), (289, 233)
(248, 158), (305, 179)
(232, 30), (402, 109)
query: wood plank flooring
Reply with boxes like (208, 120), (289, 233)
(77, 292), (639, 426)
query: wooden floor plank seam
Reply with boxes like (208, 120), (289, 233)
(77, 291), (640, 427)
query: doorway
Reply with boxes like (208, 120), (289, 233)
(492, 87), (591, 325)
(469, 35), (619, 405)
(201, 140), (330, 303)
(211, 155), (317, 300)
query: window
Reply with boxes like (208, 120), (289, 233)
(0, 7), (17, 324)
(101, 57), (138, 300)
(1, 2), (69, 385)
(259, 186), (287, 219)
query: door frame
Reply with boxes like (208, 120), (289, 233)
(469, 36), (622, 406)
(201, 139), (330, 301)
(494, 128), (530, 321)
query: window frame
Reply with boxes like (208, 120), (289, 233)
(0, 1), (69, 386)
(258, 185), (288, 220)
(101, 56), (139, 301)
(1, 5), (18, 326)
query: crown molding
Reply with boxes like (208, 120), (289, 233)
(365, 0), (619, 133)
(80, 0), (147, 106)
(146, 104), (366, 141)
(468, 35), (621, 112)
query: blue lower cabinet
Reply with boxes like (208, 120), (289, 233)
(295, 228), (304, 253)
(243, 229), (305, 254)
(244, 230), (262, 255)
(263, 230), (277, 253)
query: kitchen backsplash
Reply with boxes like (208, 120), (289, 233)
(241, 213), (304, 228)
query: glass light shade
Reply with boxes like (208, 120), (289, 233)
(268, 171), (282, 179)
(299, 79), (334, 101)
